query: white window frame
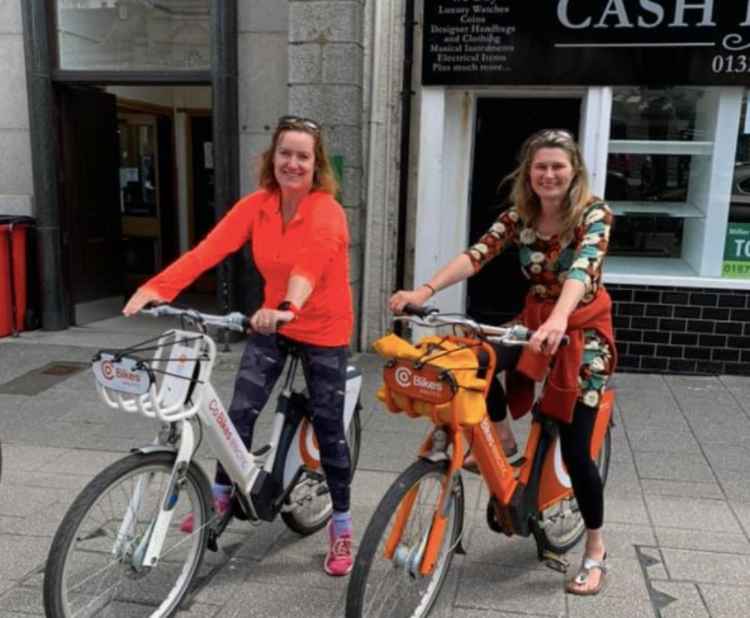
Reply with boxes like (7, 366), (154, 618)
(601, 86), (750, 289)
(413, 86), (750, 303)
(414, 86), (591, 314)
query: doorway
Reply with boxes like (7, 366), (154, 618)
(118, 111), (178, 294)
(57, 85), (215, 324)
(467, 97), (582, 324)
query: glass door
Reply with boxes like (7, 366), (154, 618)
(118, 113), (162, 290)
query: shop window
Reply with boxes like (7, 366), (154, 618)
(729, 93), (750, 225)
(55, 0), (210, 71)
(723, 91), (750, 280)
(604, 86), (743, 278)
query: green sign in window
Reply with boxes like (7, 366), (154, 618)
(722, 223), (750, 279)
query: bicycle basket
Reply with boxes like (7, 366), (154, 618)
(374, 333), (490, 426)
(91, 329), (210, 422)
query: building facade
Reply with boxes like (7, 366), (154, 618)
(408, 0), (750, 375)
(3, 0), (750, 374)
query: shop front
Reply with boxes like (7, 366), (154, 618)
(413, 0), (750, 375)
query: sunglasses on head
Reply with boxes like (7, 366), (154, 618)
(531, 128), (575, 143)
(277, 115), (321, 134)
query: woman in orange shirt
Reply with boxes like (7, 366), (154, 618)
(123, 116), (355, 576)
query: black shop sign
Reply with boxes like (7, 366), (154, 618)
(423, 1), (750, 86)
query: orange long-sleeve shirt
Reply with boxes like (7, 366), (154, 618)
(143, 189), (353, 346)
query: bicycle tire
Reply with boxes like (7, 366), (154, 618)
(43, 451), (212, 618)
(539, 426), (612, 554)
(281, 401), (362, 535)
(346, 459), (464, 618)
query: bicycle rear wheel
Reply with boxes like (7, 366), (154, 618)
(282, 401), (362, 535)
(44, 452), (212, 618)
(346, 459), (464, 618)
(539, 427), (612, 554)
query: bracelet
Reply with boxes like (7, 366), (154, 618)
(421, 283), (436, 297)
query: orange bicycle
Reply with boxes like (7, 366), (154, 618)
(346, 305), (613, 617)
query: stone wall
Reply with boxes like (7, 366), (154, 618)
(0, 0), (33, 217)
(288, 0), (366, 343)
(238, 1), (290, 195)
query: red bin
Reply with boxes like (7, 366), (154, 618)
(0, 216), (33, 337)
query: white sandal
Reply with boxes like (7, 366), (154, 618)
(565, 552), (608, 596)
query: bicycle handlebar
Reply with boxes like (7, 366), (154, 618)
(139, 304), (250, 333)
(394, 305), (569, 347)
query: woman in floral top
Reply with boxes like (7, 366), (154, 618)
(390, 129), (616, 596)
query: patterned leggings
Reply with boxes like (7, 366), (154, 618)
(214, 333), (352, 512)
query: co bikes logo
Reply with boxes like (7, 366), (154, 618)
(101, 361), (114, 380)
(395, 366), (443, 392)
(209, 399), (249, 470)
(395, 366), (412, 388)
(101, 360), (141, 384)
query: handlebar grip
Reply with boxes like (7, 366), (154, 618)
(225, 311), (251, 333)
(509, 325), (569, 347)
(402, 303), (438, 318)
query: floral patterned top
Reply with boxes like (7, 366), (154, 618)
(465, 201), (613, 305)
(465, 200), (615, 408)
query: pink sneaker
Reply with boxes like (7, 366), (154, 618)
(180, 492), (230, 534)
(324, 521), (353, 576)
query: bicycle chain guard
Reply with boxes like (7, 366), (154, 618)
(486, 496), (514, 536)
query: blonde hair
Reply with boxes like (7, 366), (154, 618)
(505, 129), (593, 238)
(258, 118), (339, 196)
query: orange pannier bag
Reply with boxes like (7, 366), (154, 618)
(373, 333), (489, 426)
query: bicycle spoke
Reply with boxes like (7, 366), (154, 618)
(354, 463), (459, 618)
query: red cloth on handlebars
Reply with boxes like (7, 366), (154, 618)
(141, 190), (353, 346)
(505, 288), (616, 424)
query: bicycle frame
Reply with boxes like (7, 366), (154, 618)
(378, 327), (614, 579)
(94, 325), (362, 566)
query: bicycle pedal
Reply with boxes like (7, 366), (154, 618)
(541, 550), (569, 573)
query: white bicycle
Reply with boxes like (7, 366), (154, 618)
(43, 305), (363, 618)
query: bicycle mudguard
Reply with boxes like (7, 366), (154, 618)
(536, 389), (614, 511)
(590, 390), (614, 460)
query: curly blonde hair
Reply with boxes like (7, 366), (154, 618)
(505, 129), (593, 238)
(258, 117), (339, 196)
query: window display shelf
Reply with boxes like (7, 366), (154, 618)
(603, 256), (750, 290)
(609, 201), (704, 218)
(608, 140), (713, 156)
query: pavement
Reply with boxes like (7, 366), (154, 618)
(1, 314), (750, 617)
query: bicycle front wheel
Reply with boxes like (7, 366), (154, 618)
(44, 452), (212, 618)
(346, 459), (464, 618)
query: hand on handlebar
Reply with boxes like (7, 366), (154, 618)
(123, 287), (167, 317)
(389, 287), (433, 314)
(250, 308), (295, 335)
(529, 313), (568, 356)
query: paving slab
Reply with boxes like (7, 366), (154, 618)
(660, 547), (750, 586)
(2, 319), (750, 617)
(641, 479), (725, 501)
(654, 527), (750, 555)
(644, 495), (744, 533)
(699, 583), (750, 617)
(644, 581), (708, 618)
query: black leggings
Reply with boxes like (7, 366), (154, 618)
(487, 348), (604, 530)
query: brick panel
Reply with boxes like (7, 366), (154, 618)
(608, 284), (750, 376)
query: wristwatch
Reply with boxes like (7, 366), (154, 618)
(276, 300), (300, 320)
